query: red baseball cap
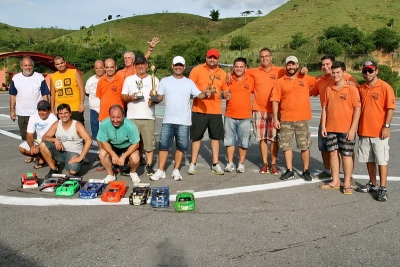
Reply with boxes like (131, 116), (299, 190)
(206, 49), (220, 58)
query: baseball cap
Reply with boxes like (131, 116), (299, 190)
(172, 56), (185, 65)
(362, 61), (378, 70)
(37, 100), (50, 110)
(134, 55), (147, 65)
(206, 49), (220, 58)
(285, 56), (298, 64)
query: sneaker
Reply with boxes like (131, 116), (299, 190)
(130, 172), (141, 183)
(103, 175), (116, 184)
(146, 164), (155, 176)
(45, 167), (59, 179)
(150, 169), (166, 181)
(237, 163), (245, 173)
(270, 164), (280, 175)
(211, 164), (224, 175)
(224, 162), (235, 172)
(259, 163), (270, 174)
(279, 169), (295, 181)
(357, 181), (379, 193)
(313, 170), (331, 180)
(187, 163), (197, 175)
(172, 169), (183, 181)
(120, 165), (130, 176)
(376, 186), (388, 202)
(302, 170), (312, 181)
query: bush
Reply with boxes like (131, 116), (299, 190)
(229, 35), (251, 51)
(378, 64), (400, 89)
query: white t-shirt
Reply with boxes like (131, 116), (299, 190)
(121, 74), (159, 120)
(158, 75), (201, 126)
(26, 112), (58, 140)
(85, 75), (101, 112)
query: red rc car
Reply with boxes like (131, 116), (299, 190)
(21, 172), (39, 188)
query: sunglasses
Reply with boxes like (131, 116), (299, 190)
(174, 63), (184, 67)
(362, 69), (375, 74)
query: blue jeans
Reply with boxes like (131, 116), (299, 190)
(159, 124), (190, 152)
(223, 117), (252, 148)
(43, 141), (82, 173)
(90, 109), (99, 139)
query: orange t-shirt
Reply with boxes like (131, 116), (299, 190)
(247, 65), (286, 112)
(116, 67), (136, 80)
(190, 64), (228, 114)
(96, 75), (124, 121)
(310, 73), (359, 107)
(225, 74), (254, 119)
(358, 79), (396, 137)
(270, 73), (317, 121)
(323, 84), (361, 133)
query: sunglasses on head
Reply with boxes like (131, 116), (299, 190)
(362, 68), (375, 74)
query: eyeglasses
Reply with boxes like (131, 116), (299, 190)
(260, 55), (271, 59)
(362, 69), (375, 74)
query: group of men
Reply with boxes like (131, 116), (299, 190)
(9, 42), (396, 202)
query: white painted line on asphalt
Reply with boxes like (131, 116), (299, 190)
(0, 129), (21, 139)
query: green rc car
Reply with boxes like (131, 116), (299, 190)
(174, 191), (195, 212)
(55, 178), (82, 197)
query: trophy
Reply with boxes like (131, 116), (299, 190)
(209, 75), (217, 94)
(135, 79), (144, 99)
(149, 63), (158, 102)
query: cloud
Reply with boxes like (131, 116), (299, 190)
(0, 0), (35, 8)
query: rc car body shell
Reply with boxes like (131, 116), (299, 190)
(150, 186), (170, 208)
(21, 172), (39, 188)
(55, 177), (82, 197)
(79, 179), (105, 199)
(175, 191), (195, 211)
(101, 181), (127, 202)
(40, 177), (66, 192)
(129, 183), (151, 205)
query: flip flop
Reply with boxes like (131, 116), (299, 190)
(24, 157), (34, 163)
(343, 187), (353, 195)
(33, 162), (48, 169)
(319, 183), (340, 190)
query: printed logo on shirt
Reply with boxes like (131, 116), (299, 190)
(299, 81), (304, 87)
(112, 86), (118, 92)
(340, 93), (347, 101)
(214, 74), (222, 81)
(372, 93), (379, 100)
(270, 74), (277, 80)
(244, 84), (250, 90)
(391, 99), (395, 105)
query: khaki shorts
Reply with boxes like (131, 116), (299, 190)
(130, 119), (155, 152)
(278, 121), (311, 151)
(358, 137), (389, 165)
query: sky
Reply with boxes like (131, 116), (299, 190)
(0, 0), (288, 30)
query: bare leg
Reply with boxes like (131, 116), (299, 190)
(99, 149), (113, 176)
(191, 140), (201, 164)
(283, 149), (293, 170)
(378, 165), (388, 187)
(341, 154), (353, 189)
(129, 150), (140, 172)
(39, 142), (57, 170)
(270, 141), (279, 165)
(174, 150), (185, 169)
(366, 162), (377, 186)
(226, 146), (235, 163)
(211, 139), (220, 164)
(259, 139), (268, 164)
(238, 147), (248, 163)
(145, 150), (154, 165)
(301, 149), (310, 171)
(158, 150), (169, 171)
(329, 150), (341, 186)
(321, 151), (330, 170)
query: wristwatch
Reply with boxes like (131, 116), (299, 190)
(383, 123), (390, 128)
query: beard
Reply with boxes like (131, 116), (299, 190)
(286, 67), (298, 76)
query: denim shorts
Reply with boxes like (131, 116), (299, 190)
(317, 124), (328, 152)
(159, 123), (190, 152)
(224, 117), (252, 148)
(43, 140), (82, 173)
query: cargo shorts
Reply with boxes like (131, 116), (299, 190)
(277, 121), (311, 151)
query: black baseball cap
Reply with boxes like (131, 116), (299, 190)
(134, 55), (147, 65)
(37, 100), (50, 110)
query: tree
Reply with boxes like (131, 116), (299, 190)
(377, 64), (400, 88)
(209, 9), (220, 21)
(387, 18), (394, 28)
(108, 15), (112, 20)
(317, 39), (343, 57)
(80, 26), (86, 30)
(256, 10), (263, 16)
(288, 33), (308, 49)
(229, 35), (251, 51)
(372, 27), (400, 53)
(241, 10), (254, 24)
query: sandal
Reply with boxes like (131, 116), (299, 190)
(319, 183), (340, 190)
(33, 162), (48, 169)
(343, 187), (353, 195)
(24, 157), (34, 163)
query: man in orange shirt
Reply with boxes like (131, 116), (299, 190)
(116, 37), (160, 79)
(310, 55), (359, 180)
(271, 56), (316, 181)
(357, 61), (396, 202)
(188, 48), (229, 175)
(319, 61), (361, 194)
(247, 48), (286, 175)
(223, 57), (254, 173)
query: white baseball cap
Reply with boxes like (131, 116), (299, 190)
(285, 56), (298, 64)
(172, 56), (185, 65)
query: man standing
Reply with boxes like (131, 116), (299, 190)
(9, 56), (50, 162)
(188, 48), (228, 175)
(116, 37), (160, 79)
(150, 56), (210, 181)
(40, 104), (92, 179)
(320, 62), (361, 194)
(85, 60), (105, 139)
(121, 55), (159, 176)
(97, 105), (141, 184)
(271, 56), (316, 181)
(18, 100), (58, 168)
(50, 55), (85, 124)
(310, 55), (359, 179)
(247, 48), (286, 174)
(223, 57), (254, 173)
(357, 61), (396, 202)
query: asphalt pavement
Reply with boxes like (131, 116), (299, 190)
(0, 93), (400, 267)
